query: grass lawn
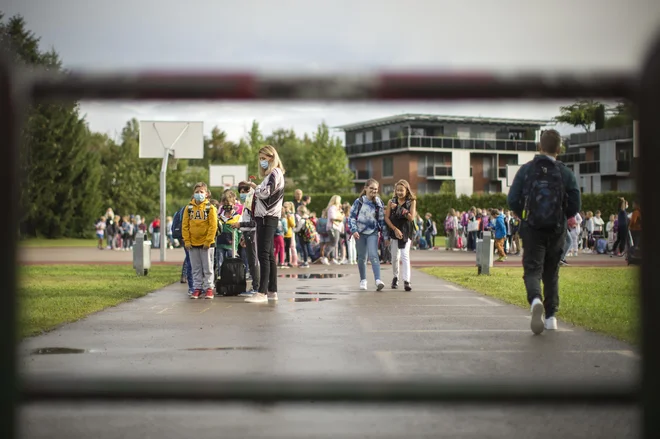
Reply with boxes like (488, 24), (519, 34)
(422, 266), (639, 344)
(19, 265), (180, 338)
(20, 238), (98, 248)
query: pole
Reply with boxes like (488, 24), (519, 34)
(160, 148), (170, 262)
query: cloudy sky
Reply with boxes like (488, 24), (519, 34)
(3, 0), (660, 142)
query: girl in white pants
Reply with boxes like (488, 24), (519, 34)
(384, 180), (417, 291)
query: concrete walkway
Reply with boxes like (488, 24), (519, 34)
(20, 265), (638, 439)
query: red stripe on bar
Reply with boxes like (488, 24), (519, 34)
(131, 72), (258, 99)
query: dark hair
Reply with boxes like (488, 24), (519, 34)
(539, 129), (562, 155)
(302, 195), (311, 203)
(238, 182), (251, 193)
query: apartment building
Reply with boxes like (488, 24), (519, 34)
(558, 125), (635, 194)
(335, 114), (548, 196)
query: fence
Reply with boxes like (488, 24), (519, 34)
(2, 33), (659, 439)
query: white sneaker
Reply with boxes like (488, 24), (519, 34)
(267, 292), (278, 301)
(238, 290), (255, 297)
(375, 280), (385, 291)
(332, 259), (341, 265)
(359, 280), (368, 290)
(530, 297), (545, 335)
(245, 292), (268, 303)
(322, 257), (330, 265)
(545, 316), (558, 330)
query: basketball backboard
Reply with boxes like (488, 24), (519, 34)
(210, 165), (248, 188)
(506, 164), (522, 187)
(139, 121), (204, 159)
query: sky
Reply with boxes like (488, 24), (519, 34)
(3, 0), (660, 143)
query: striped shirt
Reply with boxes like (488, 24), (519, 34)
(253, 167), (285, 218)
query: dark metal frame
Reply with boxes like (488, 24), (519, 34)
(3, 32), (659, 439)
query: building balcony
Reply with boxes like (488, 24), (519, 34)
(352, 169), (371, 182)
(557, 152), (587, 163)
(345, 136), (537, 157)
(426, 165), (453, 178)
(616, 160), (632, 173)
(579, 161), (600, 174)
(569, 125), (633, 146)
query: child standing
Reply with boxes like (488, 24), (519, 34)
(384, 180), (417, 291)
(95, 217), (106, 249)
(183, 182), (218, 300)
(216, 191), (241, 273)
(492, 209), (507, 262)
(274, 211), (287, 268)
(232, 183), (260, 297)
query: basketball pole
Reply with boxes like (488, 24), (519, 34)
(155, 123), (190, 262)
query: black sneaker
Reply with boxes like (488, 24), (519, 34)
(404, 281), (412, 292)
(391, 277), (399, 289)
(559, 259), (569, 267)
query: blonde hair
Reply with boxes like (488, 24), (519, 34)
(258, 145), (286, 178)
(394, 179), (416, 201)
(327, 195), (342, 209)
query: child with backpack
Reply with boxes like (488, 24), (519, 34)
(444, 209), (457, 251)
(274, 211), (288, 268)
(384, 179), (417, 291)
(349, 178), (387, 291)
(507, 129), (581, 335)
(182, 182), (218, 300)
(231, 182), (260, 297)
(216, 191), (242, 274)
(172, 204), (194, 295)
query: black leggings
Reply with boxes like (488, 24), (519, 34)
(256, 216), (278, 294)
(284, 237), (292, 264)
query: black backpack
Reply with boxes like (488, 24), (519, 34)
(171, 207), (185, 240)
(522, 157), (566, 231)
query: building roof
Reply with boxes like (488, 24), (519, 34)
(333, 113), (551, 131)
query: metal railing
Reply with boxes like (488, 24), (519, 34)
(558, 152), (587, 163)
(579, 161), (601, 174)
(345, 136), (536, 156)
(618, 160), (633, 172)
(570, 125), (634, 145)
(426, 165), (453, 177)
(353, 169), (371, 180)
(3, 33), (660, 439)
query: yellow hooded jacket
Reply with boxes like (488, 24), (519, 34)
(182, 199), (218, 247)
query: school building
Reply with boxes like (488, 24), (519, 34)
(335, 113), (549, 196)
(557, 125), (636, 194)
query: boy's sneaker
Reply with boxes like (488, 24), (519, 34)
(496, 256), (507, 262)
(238, 289), (256, 297)
(530, 297), (545, 335)
(267, 292), (278, 301)
(376, 280), (385, 291)
(187, 290), (195, 297)
(190, 290), (201, 299)
(404, 281), (412, 292)
(205, 289), (214, 299)
(359, 280), (368, 290)
(545, 316), (558, 330)
(391, 277), (399, 289)
(245, 293), (268, 303)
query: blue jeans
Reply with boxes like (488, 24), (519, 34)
(183, 245), (193, 292)
(356, 232), (381, 282)
(216, 247), (234, 272)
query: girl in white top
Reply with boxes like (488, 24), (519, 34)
(593, 210), (605, 237)
(324, 195), (344, 265)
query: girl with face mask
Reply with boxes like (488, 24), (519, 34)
(231, 183), (260, 297)
(242, 145), (286, 303)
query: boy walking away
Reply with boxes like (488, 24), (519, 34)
(233, 183), (260, 297)
(507, 129), (580, 335)
(183, 182), (218, 300)
(492, 209), (507, 262)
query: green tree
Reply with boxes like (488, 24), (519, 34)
(555, 99), (602, 132)
(265, 128), (306, 186)
(304, 122), (353, 193)
(605, 99), (635, 129)
(2, 14), (103, 238)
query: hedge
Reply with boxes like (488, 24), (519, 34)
(286, 191), (636, 235)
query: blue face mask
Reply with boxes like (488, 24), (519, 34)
(193, 193), (205, 202)
(239, 193), (248, 202)
(260, 159), (269, 170)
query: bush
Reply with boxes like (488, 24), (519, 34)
(287, 191), (636, 236)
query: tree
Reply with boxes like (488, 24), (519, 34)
(554, 99), (602, 132)
(2, 14), (103, 238)
(303, 123), (353, 193)
(604, 99), (635, 129)
(265, 128), (306, 187)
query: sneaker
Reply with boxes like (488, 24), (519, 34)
(238, 290), (256, 297)
(496, 256), (507, 262)
(359, 280), (368, 290)
(180, 275), (187, 284)
(245, 292), (268, 303)
(205, 289), (214, 299)
(376, 280), (385, 291)
(404, 281), (412, 292)
(190, 290), (201, 299)
(530, 297), (545, 335)
(560, 259), (569, 267)
(267, 292), (278, 301)
(545, 316), (558, 330)
(391, 277), (399, 289)
(332, 259), (341, 265)
(187, 290), (195, 297)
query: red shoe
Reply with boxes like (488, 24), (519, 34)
(205, 289), (214, 299)
(191, 290), (201, 299)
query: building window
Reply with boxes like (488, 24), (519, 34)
(365, 131), (373, 143)
(355, 132), (363, 144)
(469, 167), (473, 177)
(382, 157), (394, 178)
(381, 128), (390, 141)
(417, 183), (427, 194)
(417, 155), (427, 177)
(382, 185), (394, 197)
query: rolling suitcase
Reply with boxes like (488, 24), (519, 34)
(626, 230), (641, 266)
(215, 228), (247, 296)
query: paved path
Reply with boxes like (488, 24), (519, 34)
(19, 246), (627, 267)
(19, 264), (637, 438)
